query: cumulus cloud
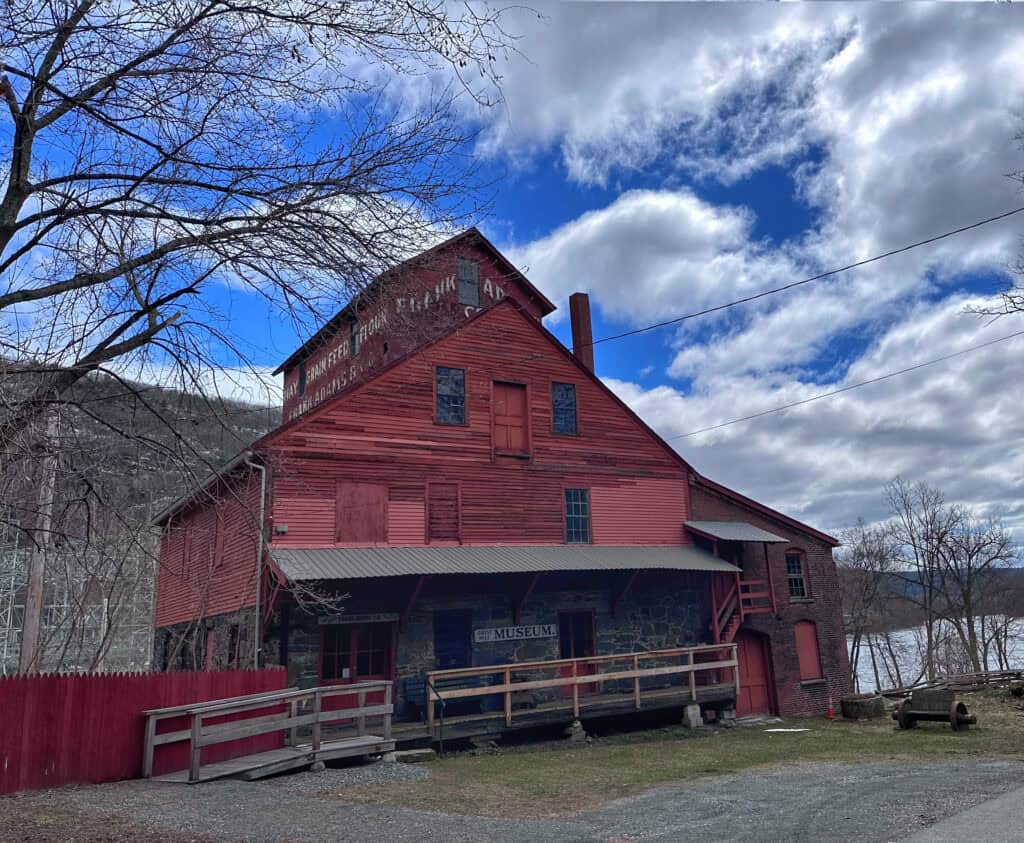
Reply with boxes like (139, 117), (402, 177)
(605, 295), (1024, 536)
(488, 4), (1024, 534)
(507, 188), (799, 324)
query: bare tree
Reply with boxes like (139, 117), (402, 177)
(838, 518), (899, 690)
(1, 0), (515, 446)
(937, 516), (1016, 673)
(1, 1), (518, 671)
(886, 477), (961, 682)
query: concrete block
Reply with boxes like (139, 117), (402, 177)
(395, 748), (438, 763)
(682, 703), (702, 729)
(310, 760), (326, 772)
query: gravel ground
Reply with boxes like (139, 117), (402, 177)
(3, 758), (1023, 842)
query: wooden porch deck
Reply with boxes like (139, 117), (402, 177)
(389, 681), (737, 745)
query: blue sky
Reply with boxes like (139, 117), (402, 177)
(204, 3), (1024, 538)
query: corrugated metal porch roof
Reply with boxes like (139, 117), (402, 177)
(684, 521), (788, 543)
(270, 544), (741, 582)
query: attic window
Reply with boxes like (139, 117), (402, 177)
(552, 382), (577, 435)
(457, 257), (480, 307)
(298, 361), (307, 396)
(350, 320), (361, 356)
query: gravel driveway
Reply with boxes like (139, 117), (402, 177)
(4, 758), (1023, 842)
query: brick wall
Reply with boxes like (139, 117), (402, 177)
(690, 479), (852, 715)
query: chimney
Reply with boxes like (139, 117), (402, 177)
(569, 292), (595, 372)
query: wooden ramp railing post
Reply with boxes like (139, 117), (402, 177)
(633, 654), (641, 710)
(188, 712), (202, 784)
(143, 715), (157, 779)
(357, 690), (367, 736)
(572, 661), (580, 719)
(288, 698), (299, 746)
(383, 682), (392, 741)
(689, 650), (697, 701)
(312, 689), (322, 753)
(504, 668), (512, 727)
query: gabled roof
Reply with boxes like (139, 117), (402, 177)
(256, 297), (695, 476)
(689, 474), (840, 548)
(272, 227), (556, 375)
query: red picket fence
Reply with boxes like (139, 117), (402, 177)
(0, 667), (287, 794)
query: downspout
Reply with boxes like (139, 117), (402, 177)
(245, 454), (267, 668)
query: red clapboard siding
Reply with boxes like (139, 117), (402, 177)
(281, 234), (549, 423)
(155, 472), (262, 627)
(0, 668), (285, 794)
(266, 301), (692, 549)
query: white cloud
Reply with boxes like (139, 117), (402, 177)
(604, 295), (1024, 536)
(507, 188), (799, 325)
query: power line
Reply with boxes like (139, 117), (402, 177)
(669, 328), (1024, 439)
(587, 205), (1024, 348)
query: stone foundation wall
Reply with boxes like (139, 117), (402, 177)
(153, 606), (258, 671)
(264, 574), (706, 720)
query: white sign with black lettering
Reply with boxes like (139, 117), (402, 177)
(473, 623), (557, 644)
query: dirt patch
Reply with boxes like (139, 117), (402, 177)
(0, 793), (217, 843)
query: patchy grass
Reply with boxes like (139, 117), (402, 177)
(329, 689), (1024, 818)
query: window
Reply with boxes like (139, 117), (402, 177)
(794, 621), (823, 681)
(349, 320), (361, 356)
(436, 366), (466, 424)
(457, 257), (480, 306)
(564, 488), (591, 544)
(298, 361), (307, 396)
(321, 625), (352, 681)
(786, 551), (808, 598)
(552, 382), (577, 435)
(321, 623), (392, 681)
(493, 381), (528, 454)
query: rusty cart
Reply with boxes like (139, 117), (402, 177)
(893, 688), (976, 731)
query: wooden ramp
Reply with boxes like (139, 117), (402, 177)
(152, 735), (394, 784)
(143, 681), (395, 785)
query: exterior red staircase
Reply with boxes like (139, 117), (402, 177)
(713, 577), (776, 644)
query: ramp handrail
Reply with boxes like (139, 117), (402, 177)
(424, 643), (738, 733)
(142, 680), (393, 782)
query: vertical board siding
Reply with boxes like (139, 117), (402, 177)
(268, 303), (691, 549)
(0, 668), (286, 794)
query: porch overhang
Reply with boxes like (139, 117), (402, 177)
(684, 521), (788, 544)
(269, 544), (741, 582)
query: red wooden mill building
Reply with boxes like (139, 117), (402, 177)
(153, 229), (851, 741)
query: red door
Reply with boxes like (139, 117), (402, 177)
(319, 622), (392, 714)
(559, 610), (597, 697)
(735, 630), (774, 717)
(493, 382), (528, 454)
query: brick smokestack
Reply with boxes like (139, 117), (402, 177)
(569, 292), (594, 372)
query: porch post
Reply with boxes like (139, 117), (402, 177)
(710, 574), (720, 644)
(763, 543), (777, 614)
